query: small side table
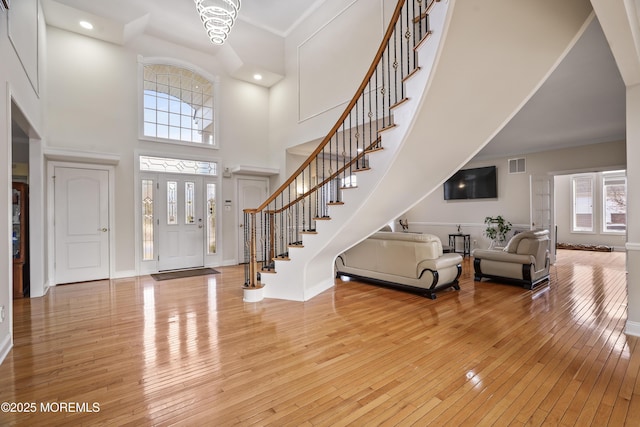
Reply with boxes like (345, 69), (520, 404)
(449, 233), (471, 257)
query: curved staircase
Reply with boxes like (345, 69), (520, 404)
(244, 0), (594, 301)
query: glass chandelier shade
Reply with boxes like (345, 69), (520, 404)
(194, 0), (241, 45)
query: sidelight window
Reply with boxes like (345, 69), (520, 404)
(142, 179), (154, 261)
(207, 183), (217, 254)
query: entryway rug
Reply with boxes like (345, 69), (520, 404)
(151, 268), (220, 281)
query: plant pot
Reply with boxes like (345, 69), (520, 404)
(243, 285), (264, 302)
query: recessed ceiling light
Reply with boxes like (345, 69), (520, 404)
(253, 74), (263, 81)
(79, 21), (94, 30)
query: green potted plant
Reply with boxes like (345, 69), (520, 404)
(484, 215), (512, 248)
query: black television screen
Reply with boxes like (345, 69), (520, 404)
(444, 166), (497, 200)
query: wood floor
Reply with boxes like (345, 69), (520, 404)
(1, 249), (638, 426)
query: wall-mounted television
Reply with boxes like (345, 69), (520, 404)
(443, 166), (497, 200)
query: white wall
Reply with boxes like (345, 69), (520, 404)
(626, 84), (640, 334)
(45, 27), (271, 272)
(268, 0), (396, 179)
(403, 140), (626, 249)
(0, 0), (47, 363)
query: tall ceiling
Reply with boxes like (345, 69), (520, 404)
(39, 0), (626, 161)
(479, 17), (626, 161)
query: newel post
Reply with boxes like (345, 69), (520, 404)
(244, 209), (259, 287)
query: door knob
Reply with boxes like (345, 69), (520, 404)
(100, 228), (108, 232)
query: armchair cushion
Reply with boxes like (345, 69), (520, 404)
(473, 229), (550, 289)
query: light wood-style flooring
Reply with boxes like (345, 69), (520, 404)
(0, 249), (638, 426)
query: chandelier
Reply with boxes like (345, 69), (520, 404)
(194, 0), (241, 45)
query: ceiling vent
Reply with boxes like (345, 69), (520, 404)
(508, 157), (526, 174)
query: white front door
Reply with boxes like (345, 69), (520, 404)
(530, 174), (555, 264)
(237, 178), (269, 262)
(158, 175), (205, 271)
(54, 167), (110, 284)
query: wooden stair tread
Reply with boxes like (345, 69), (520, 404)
(403, 67), (421, 82)
(415, 31), (433, 51)
(378, 123), (397, 134)
(391, 98), (409, 110)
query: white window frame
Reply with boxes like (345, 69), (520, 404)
(571, 173), (595, 233)
(138, 56), (220, 149)
(601, 171), (626, 235)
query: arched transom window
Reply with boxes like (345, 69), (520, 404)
(142, 63), (216, 147)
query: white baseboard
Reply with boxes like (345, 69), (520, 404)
(113, 270), (137, 279)
(625, 320), (640, 337)
(49, 271), (138, 284)
(0, 333), (12, 366)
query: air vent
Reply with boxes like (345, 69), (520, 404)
(508, 158), (526, 174)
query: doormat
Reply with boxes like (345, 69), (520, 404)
(151, 268), (220, 281)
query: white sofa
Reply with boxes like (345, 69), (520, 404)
(335, 231), (463, 299)
(472, 229), (550, 289)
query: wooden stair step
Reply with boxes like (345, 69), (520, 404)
(391, 98), (409, 110)
(378, 124), (396, 134)
(403, 66), (421, 82)
(260, 269), (276, 275)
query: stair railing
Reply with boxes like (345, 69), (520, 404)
(244, 0), (439, 287)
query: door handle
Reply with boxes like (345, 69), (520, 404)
(99, 228), (108, 232)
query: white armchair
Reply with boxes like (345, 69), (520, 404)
(472, 230), (550, 289)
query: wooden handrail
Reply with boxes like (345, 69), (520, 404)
(265, 138), (381, 214)
(243, 0), (438, 286)
(254, 0), (411, 213)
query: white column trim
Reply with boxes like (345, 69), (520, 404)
(626, 242), (640, 251)
(626, 321), (640, 337)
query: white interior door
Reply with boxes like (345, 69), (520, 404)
(530, 174), (556, 264)
(158, 175), (204, 271)
(54, 167), (110, 284)
(238, 177), (269, 262)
